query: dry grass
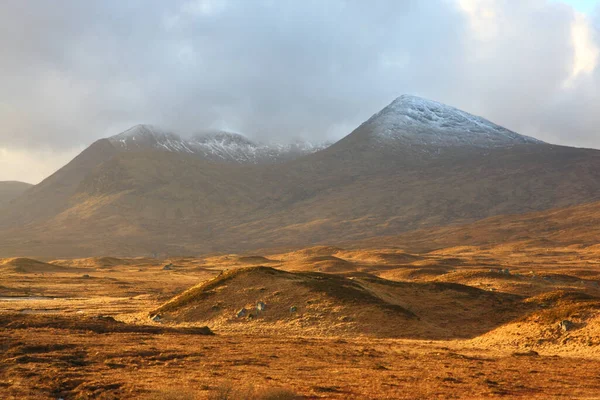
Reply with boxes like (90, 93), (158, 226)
(3, 326), (600, 399)
(150, 265), (530, 339)
(150, 386), (300, 400)
(2, 244), (600, 398)
(149, 389), (198, 400)
(207, 384), (299, 400)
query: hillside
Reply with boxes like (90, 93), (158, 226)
(346, 94), (541, 148)
(109, 124), (329, 164)
(151, 266), (525, 338)
(0, 181), (32, 208)
(0, 139), (119, 228)
(0, 257), (69, 273)
(356, 199), (600, 252)
(1, 95), (600, 257)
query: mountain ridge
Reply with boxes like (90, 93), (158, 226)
(349, 94), (542, 149)
(1, 95), (600, 257)
(0, 181), (33, 208)
(108, 124), (331, 164)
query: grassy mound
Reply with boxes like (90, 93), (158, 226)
(151, 266), (526, 338)
(0, 258), (68, 273)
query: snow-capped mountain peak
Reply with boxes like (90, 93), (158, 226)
(188, 130), (331, 163)
(360, 95), (543, 148)
(190, 130), (257, 147)
(109, 124), (195, 153)
(108, 126), (330, 163)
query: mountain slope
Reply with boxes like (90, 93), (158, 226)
(0, 181), (32, 208)
(108, 124), (329, 164)
(357, 94), (541, 148)
(218, 142), (600, 251)
(188, 130), (329, 163)
(357, 199), (600, 252)
(0, 139), (119, 228)
(109, 125), (194, 153)
(1, 95), (600, 257)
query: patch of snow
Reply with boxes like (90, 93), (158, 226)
(108, 125), (330, 164)
(188, 131), (331, 163)
(361, 95), (543, 148)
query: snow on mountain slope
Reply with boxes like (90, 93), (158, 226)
(359, 95), (543, 148)
(108, 95), (538, 165)
(188, 131), (330, 163)
(109, 125), (195, 153)
(108, 125), (330, 164)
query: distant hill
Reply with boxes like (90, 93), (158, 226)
(0, 181), (33, 208)
(0, 257), (69, 273)
(1, 95), (600, 257)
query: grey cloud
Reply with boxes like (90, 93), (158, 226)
(0, 0), (599, 162)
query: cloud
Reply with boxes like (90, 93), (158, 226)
(567, 11), (599, 84)
(0, 147), (83, 184)
(181, 0), (228, 17)
(0, 0), (599, 182)
(458, 0), (502, 41)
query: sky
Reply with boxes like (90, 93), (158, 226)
(1, 0), (599, 183)
(561, 0), (599, 13)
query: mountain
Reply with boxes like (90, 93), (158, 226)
(0, 139), (119, 227)
(322, 95), (543, 163)
(0, 125), (327, 229)
(109, 125), (194, 153)
(1, 95), (600, 257)
(109, 124), (330, 164)
(188, 131), (329, 164)
(360, 199), (600, 253)
(356, 94), (541, 148)
(0, 181), (32, 208)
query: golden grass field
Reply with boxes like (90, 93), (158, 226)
(2, 243), (600, 399)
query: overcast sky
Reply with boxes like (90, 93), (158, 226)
(1, 0), (599, 183)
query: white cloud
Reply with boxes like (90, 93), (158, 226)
(458, 0), (501, 42)
(1, 0), (600, 183)
(181, 0), (227, 17)
(566, 11), (599, 85)
(176, 43), (199, 67)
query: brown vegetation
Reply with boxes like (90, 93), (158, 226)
(1, 239), (600, 398)
(2, 135), (600, 259)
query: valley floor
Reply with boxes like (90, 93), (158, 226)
(1, 243), (600, 399)
(3, 326), (600, 399)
